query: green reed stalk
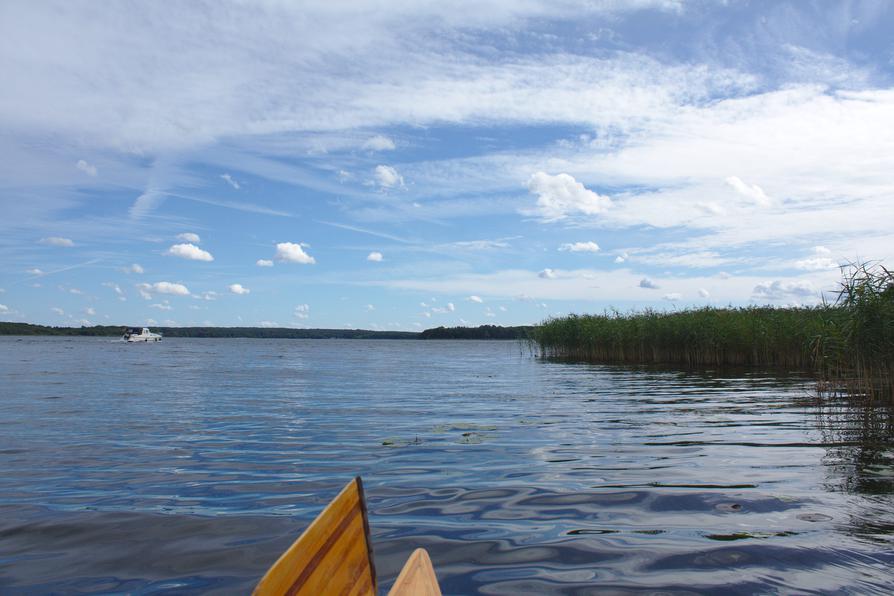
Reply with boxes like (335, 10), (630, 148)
(534, 262), (893, 399)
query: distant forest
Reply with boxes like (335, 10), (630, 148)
(419, 325), (534, 340)
(0, 322), (532, 340)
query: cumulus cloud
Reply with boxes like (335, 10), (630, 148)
(373, 165), (404, 189)
(220, 173), (240, 189)
(137, 281), (190, 297)
(795, 246), (838, 270)
(40, 237), (74, 247)
(124, 263), (144, 274)
(167, 243), (213, 261)
(76, 159), (97, 176)
(539, 268), (557, 279)
(275, 242), (316, 264)
(752, 280), (816, 300)
(363, 135), (396, 151)
(177, 232), (201, 243)
(614, 252), (629, 264)
(228, 283), (250, 295)
(795, 257), (837, 271)
(559, 241), (600, 253)
(639, 277), (659, 289)
(468, 295), (483, 303)
(256, 259), (274, 267)
(698, 288), (711, 298)
(294, 304), (310, 319)
(525, 172), (611, 221)
(367, 251), (383, 262)
(0, 304), (9, 313)
(725, 176), (772, 207)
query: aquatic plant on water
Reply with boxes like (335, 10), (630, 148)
(535, 262), (893, 399)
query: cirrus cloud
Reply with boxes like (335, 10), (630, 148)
(40, 236), (75, 247)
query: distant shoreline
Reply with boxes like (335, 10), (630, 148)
(0, 322), (534, 340)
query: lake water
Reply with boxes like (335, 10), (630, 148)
(1, 337), (892, 594)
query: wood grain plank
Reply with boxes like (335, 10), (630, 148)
(253, 477), (376, 596)
(387, 548), (442, 596)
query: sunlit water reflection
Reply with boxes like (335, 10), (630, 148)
(1, 337), (892, 594)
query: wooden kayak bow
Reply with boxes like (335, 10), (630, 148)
(253, 477), (441, 596)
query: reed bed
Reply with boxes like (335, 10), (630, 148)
(535, 263), (894, 399)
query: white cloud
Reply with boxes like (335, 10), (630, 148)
(177, 232), (201, 243)
(137, 281), (190, 297)
(366, 304), (375, 311)
(256, 259), (274, 267)
(373, 165), (404, 189)
(698, 288), (710, 298)
(68, 288), (83, 295)
(663, 293), (682, 301)
(366, 251), (383, 262)
(0, 304), (8, 313)
(813, 246), (831, 255)
(294, 304), (310, 319)
(559, 241), (600, 253)
(76, 159), (97, 176)
(752, 280), (816, 300)
(124, 263), (144, 274)
(167, 243), (214, 261)
(498, 305), (507, 312)
(51, 307), (64, 315)
(539, 268), (557, 279)
(228, 283), (250, 295)
(220, 173), (240, 189)
(724, 176), (772, 207)
(639, 277), (659, 289)
(27, 268), (44, 275)
(614, 252), (629, 264)
(795, 257), (837, 271)
(275, 242), (316, 264)
(40, 237), (74, 247)
(363, 135), (396, 151)
(150, 302), (172, 310)
(447, 302), (455, 312)
(102, 282), (124, 296)
(524, 172), (611, 221)
(198, 291), (218, 301)
(258, 320), (279, 327)
(468, 295), (483, 303)
(84, 307), (96, 315)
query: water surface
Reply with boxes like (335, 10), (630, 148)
(1, 337), (892, 594)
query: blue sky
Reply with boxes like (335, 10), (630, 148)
(2, 1), (893, 330)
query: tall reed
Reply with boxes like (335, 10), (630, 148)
(535, 263), (893, 398)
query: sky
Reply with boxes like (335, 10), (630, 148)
(1, 1), (893, 330)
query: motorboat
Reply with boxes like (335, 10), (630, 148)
(123, 327), (162, 342)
